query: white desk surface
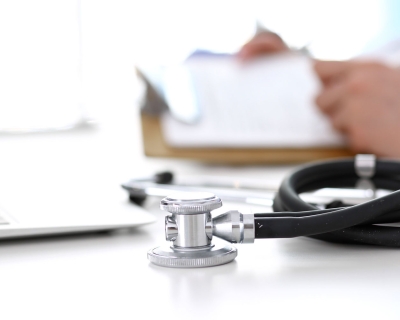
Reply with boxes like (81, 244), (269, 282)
(0, 107), (399, 320)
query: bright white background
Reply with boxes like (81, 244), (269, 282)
(2, 0), (400, 130)
(81, 0), (400, 124)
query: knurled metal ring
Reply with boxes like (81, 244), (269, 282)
(160, 192), (222, 214)
(148, 241), (237, 268)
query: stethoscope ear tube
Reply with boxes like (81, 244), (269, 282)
(255, 158), (400, 246)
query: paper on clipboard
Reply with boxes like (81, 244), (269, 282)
(160, 53), (345, 148)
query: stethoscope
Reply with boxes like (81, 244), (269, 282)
(123, 154), (400, 268)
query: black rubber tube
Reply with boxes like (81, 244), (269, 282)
(254, 158), (400, 246)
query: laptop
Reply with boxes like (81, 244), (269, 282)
(0, 178), (156, 240)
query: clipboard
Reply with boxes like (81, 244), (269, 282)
(137, 66), (352, 165)
(141, 113), (352, 164)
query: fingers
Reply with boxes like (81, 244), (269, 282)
(315, 60), (363, 121)
(314, 60), (386, 86)
(315, 60), (387, 116)
(314, 62), (353, 133)
(327, 100), (368, 152)
(314, 60), (355, 85)
(315, 82), (346, 115)
(325, 99), (353, 133)
(238, 32), (288, 60)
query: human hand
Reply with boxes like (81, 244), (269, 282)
(237, 31), (288, 60)
(314, 60), (400, 157)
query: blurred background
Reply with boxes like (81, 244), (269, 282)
(1, 0), (400, 130)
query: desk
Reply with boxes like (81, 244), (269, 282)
(0, 107), (399, 320)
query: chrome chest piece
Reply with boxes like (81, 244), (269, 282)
(148, 192), (254, 268)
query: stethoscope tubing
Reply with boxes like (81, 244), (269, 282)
(256, 159), (400, 246)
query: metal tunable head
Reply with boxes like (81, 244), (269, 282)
(148, 240), (237, 268)
(148, 192), (253, 268)
(160, 192), (222, 214)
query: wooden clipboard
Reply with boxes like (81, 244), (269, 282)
(140, 113), (353, 165)
(137, 66), (352, 164)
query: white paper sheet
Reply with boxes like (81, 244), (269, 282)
(161, 53), (345, 148)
